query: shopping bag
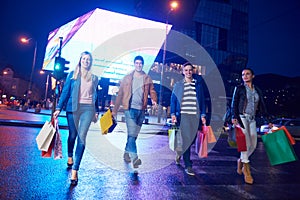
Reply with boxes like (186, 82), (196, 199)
(108, 117), (117, 133)
(227, 127), (237, 148)
(168, 126), (183, 152)
(53, 119), (62, 160)
(195, 127), (208, 158)
(169, 128), (176, 151)
(235, 126), (247, 152)
(272, 126), (295, 145)
(207, 126), (216, 143)
(100, 109), (117, 134)
(42, 138), (54, 157)
(261, 129), (298, 166)
(36, 121), (56, 151)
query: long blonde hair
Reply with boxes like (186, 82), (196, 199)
(72, 51), (93, 81)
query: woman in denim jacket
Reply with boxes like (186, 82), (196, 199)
(53, 51), (99, 185)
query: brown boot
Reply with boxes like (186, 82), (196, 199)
(237, 159), (243, 175)
(242, 163), (254, 184)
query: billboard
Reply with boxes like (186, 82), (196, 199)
(42, 8), (172, 81)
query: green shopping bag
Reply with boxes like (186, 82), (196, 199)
(261, 129), (298, 166)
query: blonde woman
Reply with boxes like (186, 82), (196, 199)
(53, 51), (99, 185)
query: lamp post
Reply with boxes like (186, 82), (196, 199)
(20, 37), (37, 102)
(40, 70), (50, 101)
(158, 1), (178, 123)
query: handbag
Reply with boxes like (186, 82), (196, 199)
(195, 127), (208, 158)
(100, 109), (117, 134)
(235, 126), (247, 152)
(36, 120), (56, 151)
(262, 129), (298, 165)
(168, 126), (183, 152)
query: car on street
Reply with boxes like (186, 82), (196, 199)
(260, 118), (300, 137)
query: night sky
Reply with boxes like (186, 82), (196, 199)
(1, 0), (300, 83)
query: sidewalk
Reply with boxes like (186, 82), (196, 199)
(0, 107), (169, 134)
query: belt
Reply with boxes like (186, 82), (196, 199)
(240, 114), (255, 120)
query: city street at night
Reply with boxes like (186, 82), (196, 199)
(0, 106), (300, 199)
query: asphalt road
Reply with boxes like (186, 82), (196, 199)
(0, 106), (300, 199)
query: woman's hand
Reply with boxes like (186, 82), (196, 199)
(93, 113), (99, 123)
(53, 110), (60, 119)
(232, 118), (238, 125)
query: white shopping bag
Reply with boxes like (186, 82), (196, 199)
(169, 128), (176, 151)
(168, 127), (183, 152)
(36, 121), (56, 151)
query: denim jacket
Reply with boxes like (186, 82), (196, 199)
(170, 78), (206, 127)
(56, 71), (99, 113)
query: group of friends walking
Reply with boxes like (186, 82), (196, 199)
(53, 51), (269, 186)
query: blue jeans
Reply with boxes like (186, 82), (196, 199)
(66, 104), (94, 171)
(124, 108), (145, 160)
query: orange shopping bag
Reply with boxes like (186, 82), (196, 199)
(207, 126), (217, 143)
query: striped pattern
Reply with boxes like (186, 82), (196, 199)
(181, 80), (197, 114)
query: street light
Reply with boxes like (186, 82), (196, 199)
(158, 1), (179, 123)
(20, 37), (37, 102)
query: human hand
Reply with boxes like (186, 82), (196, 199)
(93, 113), (99, 123)
(232, 118), (238, 125)
(201, 117), (206, 126)
(53, 110), (60, 119)
(171, 115), (177, 124)
(152, 101), (158, 110)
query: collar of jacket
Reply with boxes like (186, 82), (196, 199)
(180, 78), (197, 84)
(129, 70), (146, 77)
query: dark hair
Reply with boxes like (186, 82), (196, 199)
(183, 62), (194, 68)
(134, 55), (144, 65)
(242, 67), (254, 75)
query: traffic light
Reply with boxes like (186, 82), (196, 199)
(53, 57), (69, 80)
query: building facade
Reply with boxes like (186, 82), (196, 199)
(0, 67), (43, 105)
(193, 0), (248, 97)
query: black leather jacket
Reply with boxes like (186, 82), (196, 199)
(231, 84), (268, 128)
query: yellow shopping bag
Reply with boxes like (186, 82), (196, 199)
(100, 109), (117, 134)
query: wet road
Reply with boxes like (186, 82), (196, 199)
(0, 107), (300, 199)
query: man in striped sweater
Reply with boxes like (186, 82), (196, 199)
(170, 63), (206, 176)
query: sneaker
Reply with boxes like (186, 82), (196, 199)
(175, 155), (181, 165)
(123, 152), (131, 163)
(133, 158), (142, 168)
(185, 167), (195, 176)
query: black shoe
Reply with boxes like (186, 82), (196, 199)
(133, 158), (142, 168)
(185, 167), (195, 176)
(123, 152), (131, 163)
(67, 163), (73, 169)
(175, 155), (181, 165)
(70, 179), (78, 186)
